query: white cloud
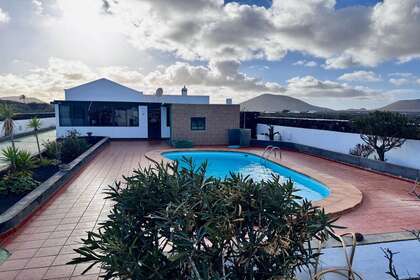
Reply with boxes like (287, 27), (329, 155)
(389, 78), (411, 86)
(338, 71), (382, 82)
(0, 57), (284, 103)
(286, 76), (376, 98)
(389, 72), (415, 78)
(95, 0), (420, 68)
(388, 72), (420, 86)
(0, 8), (10, 23)
(293, 60), (317, 67)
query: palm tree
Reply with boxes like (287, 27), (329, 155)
(0, 104), (16, 149)
(27, 117), (42, 159)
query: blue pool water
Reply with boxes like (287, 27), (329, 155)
(163, 151), (330, 201)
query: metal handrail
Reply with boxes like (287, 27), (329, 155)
(261, 145), (282, 166)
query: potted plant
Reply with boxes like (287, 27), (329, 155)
(264, 124), (281, 141)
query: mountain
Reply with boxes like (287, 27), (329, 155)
(379, 99), (420, 112)
(240, 94), (333, 113)
(0, 100), (53, 114)
(0, 96), (46, 104)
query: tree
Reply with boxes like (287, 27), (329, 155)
(0, 104), (16, 149)
(27, 117), (42, 159)
(354, 111), (415, 161)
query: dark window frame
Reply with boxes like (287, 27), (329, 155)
(191, 117), (206, 131)
(58, 101), (139, 127)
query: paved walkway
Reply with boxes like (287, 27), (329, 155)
(0, 141), (418, 279)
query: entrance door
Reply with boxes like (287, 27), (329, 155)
(148, 105), (161, 139)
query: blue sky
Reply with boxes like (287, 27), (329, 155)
(0, 0), (419, 109)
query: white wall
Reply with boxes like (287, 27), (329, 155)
(56, 105), (149, 139)
(160, 106), (170, 138)
(257, 124), (420, 170)
(0, 117), (55, 138)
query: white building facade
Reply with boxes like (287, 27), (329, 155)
(54, 78), (210, 139)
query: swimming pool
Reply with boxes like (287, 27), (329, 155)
(163, 151), (330, 201)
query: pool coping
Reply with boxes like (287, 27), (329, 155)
(145, 147), (363, 216)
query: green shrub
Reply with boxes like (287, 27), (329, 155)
(1, 146), (36, 172)
(0, 171), (39, 195)
(69, 159), (337, 279)
(43, 140), (61, 160)
(172, 139), (193, 148)
(60, 130), (89, 163)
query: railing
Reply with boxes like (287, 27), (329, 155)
(261, 145), (281, 166)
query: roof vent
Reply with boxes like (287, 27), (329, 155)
(155, 88), (163, 96)
(226, 98), (232, 105)
(181, 85), (188, 96)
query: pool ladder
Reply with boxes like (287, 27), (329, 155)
(261, 145), (281, 166)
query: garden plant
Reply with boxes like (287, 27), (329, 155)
(70, 158), (338, 280)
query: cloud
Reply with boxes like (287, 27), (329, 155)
(0, 7), (10, 23)
(95, 0), (420, 68)
(145, 60), (284, 93)
(286, 76), (376, 98)
(389, 78), (411, 86)
(338, 71), (382, 82)
(293, 60), (317, 67)
(0, 57), (284, 102)
(388, 72), (420, 86)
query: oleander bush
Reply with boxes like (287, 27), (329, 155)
(70, 158), (337, 280)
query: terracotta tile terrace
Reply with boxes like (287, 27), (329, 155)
(0, 140), (419, 279)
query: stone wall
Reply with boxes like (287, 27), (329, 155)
(171, 104), (240, 145)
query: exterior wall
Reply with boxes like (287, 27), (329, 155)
(257, 124), (420, 170)
(161, 106), (170, 138)
(56, 105), (148, 138)
(0, 117), (55, 138)
(171, 104), (240, 145)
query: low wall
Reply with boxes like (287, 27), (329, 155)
(252, 139), (420, 180)
(0, 137), (110, 235)
(257, 124), (420, 170)
(0, 117), (55, 138)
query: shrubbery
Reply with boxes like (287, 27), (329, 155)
(70, 158), (337, 280)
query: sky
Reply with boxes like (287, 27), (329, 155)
(0, 0), (420, 110)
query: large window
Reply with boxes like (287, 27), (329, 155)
(59, 102), (139, 127)
(191, 117), (206, 131)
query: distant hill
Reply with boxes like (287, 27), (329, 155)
(0, 96), (45, 104)
(379, 99), (420, 113)
(240, 94), (333, 113)
(0, 100), (53, 116)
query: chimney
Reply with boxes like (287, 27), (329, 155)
(226, 98), (232, 105)
(155, 88), (163, 96)
(181, 85), (188, 96)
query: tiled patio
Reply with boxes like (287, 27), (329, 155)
(0, 141), (419, 279)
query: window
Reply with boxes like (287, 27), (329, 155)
(191, 117), (206, 131)
(59, 102), (139, 127)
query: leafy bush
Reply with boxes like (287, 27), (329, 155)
(43, 140), (61, 160)
(60, 130), (89, 163)
(172, 139), (193, 148)
(349, 143), (374, 158)
(353, 111), (416, 161)
(70, 159), (337, 279)
(1, 146), (36, 172)
(0, 171), (39, 195)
